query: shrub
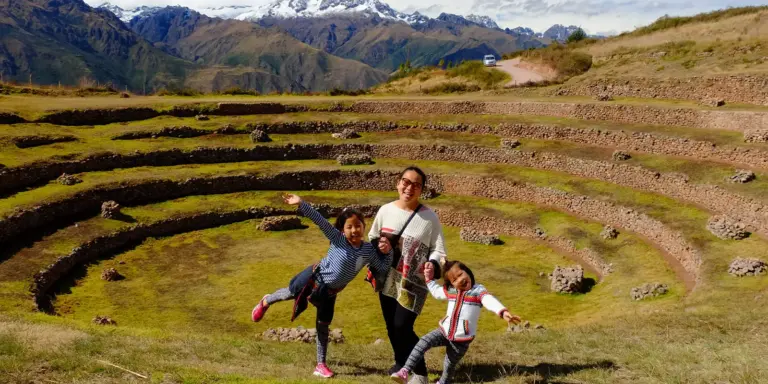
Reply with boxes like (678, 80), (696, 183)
(155, 88), (202, 96)
(445, 61), (510, 88)
(566, 28), (587, 43)
(505, 44), (592, 80)
(421, 82), (481, 95)
(327, 88), (370, 96)
(218, 87), (259, 96)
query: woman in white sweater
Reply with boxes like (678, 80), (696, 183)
(368, 166), (447, 384)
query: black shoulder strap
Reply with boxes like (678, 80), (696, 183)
(399, 204), (423, 236)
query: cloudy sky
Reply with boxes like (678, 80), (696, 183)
(88, 0), (767, 34)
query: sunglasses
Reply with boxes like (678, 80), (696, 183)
(400, 178), (423, 190)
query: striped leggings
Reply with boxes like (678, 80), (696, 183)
(403, 329), (472, 384)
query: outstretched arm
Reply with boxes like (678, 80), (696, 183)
(479, 287), (521, 324)
(284, 193), (343, 244)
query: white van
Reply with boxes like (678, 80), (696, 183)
(483, 54), (497, 67)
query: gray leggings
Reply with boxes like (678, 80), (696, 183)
(403, 329), (472, 384)
(265, 287), (334, 364)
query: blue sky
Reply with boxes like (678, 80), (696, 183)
(89, 0), (767, 34)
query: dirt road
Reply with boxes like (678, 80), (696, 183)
(495, 58), (546, 86)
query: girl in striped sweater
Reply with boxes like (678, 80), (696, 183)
(391, 260), (522, 384)
(251, 193), (394, 378)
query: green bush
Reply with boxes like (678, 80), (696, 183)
(566, 28), (588, 43)
(327, 88), (371, 96)
(421, 82), (481, 95)
(506, 44), (592, 80)
(155, 88), (202, 97)
(217, 87), (259, 96)
(445, 61), (510, 88)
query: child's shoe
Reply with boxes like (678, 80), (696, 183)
(251, 295), (269, 322)
(390, 368), (408, 383)
(313, 363), (334, 378)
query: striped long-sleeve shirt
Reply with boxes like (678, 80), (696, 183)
(299, 201), (393, 290)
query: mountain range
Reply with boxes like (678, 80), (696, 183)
(0, 0), (589, 93)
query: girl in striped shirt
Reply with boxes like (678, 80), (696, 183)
(391, 260), (522, 384)
(251, 193), (393, 378)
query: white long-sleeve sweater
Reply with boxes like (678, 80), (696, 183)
(427, 280), (508, 342)
(368, 202), (447, 314)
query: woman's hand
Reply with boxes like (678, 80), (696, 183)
(378, 236), (392, 254)
(424, 262), (435, 281)
(282, 193), (302, 205)
(503, 312), (522, 324)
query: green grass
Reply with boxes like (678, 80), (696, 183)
(445, 61), (511, 88)
(622, 6), (768, 38)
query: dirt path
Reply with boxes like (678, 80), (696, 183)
(496, 58), (546, 86)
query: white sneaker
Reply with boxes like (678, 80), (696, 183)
(407, 374), (428, 384)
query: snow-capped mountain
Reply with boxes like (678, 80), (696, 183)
(465, 14), (498, 29)
(542, 24), (581, 41)
(96, 3), (162, 22)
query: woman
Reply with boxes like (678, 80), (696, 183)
(368, 166), (447, 384)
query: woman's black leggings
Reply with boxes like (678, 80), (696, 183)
(379, 293), (428, 376)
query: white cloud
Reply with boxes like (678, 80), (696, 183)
(86, 0), (766, 33)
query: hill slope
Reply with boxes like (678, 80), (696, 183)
(0, 0), (193, 91)
(130, 7), (389, 92)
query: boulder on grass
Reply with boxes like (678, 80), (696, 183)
(706, 216), (749, 240)
(549, 265), (583, 294)
(250, 129), (272, 143)
(612, 150), (631, 161)
(595, 93), (613, 101)
(331, 129), (361, 139)
(100, 201), (121, 219)
(630, 283), (668, 300)
(92, 315), (116, 325)
(262, 326), (344, 343)
(337, 154), (373, 165)
(459, 228), (503, 245)
(195, 114), (209, 121)
(422, 188), (439, 199)
(101, 268), (123, 281)
(600, 225), (619, 240)
(56, 173), (82, 185)
(501, 139), (521, 149)
(120, 92), (130, 98)
(728, 258), (766, 277)
(258, 216), (303, 231)
(727, 170), (756, 184)
(701, 98), (725, 107)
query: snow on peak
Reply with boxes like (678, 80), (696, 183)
(465, 14), (499, 29)
(97, 2), (163, 23)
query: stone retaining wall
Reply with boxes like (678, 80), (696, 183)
(0, 112), (26, 124)
(350, 101), (768, 133)
(3, 143), (765, 237)
(553, 75), (768, 106)
(0, 170), (701, 288)
(12, 135), (78, 148)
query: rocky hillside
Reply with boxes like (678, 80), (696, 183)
(129, 7), (388, 92)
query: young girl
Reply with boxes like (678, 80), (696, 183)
(251, 193), (394, 378)
(391, 260), (521, 384)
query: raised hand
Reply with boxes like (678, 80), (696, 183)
(282, 193), (302, 205)
(424, 261), (435, 281)
(503, 312), (522, 324)
(378, 236), (392, 254)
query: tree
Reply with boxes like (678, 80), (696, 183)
(447, 61), (453, 69)
(438, 59), (445, 68)
(567, 28), (587, 43)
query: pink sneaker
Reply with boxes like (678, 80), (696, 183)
(313, 363), (334, 378)
(251, 295), (269, 322)
(390, 368), (408, 383)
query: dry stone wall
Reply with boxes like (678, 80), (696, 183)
(12, 135), (78, 148)
(553, 75), (768, 106)
(350, 101), (768, 133)
(0, 112), (26, 124)
(3, 143), (767, 238)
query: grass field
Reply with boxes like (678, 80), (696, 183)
(1, 87), (768, 384)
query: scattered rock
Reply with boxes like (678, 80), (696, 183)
(331, 129), (361, 139)
(549, 265), (584, 294)
(507, 321), (544, 333)
(337, 154), (373, 165)
(328, 102), (347, 112)
(100, 201), (121, 219)
(250, 129), (272, 143)
(534, 227), (547, 239)
(216, 124), (237, 134)
(459, 228), (503, 245)
(120, 92), (130, 99)
(612, 150), (631, 161)
(195, 114), (209, 121)
(92, 316), (116, 325)
(630, 283), (668, 300)
(258, 216), (304, 231)
(373, 338), (385, 345)
(101, 268), (123, 281)
(56, 173), (82, 185)
(744, 129), (768, 143)
(595, 93), (613, 101)
(421, 188), (439, 199)
(701, 98), (725, 107)
(501, 139), (521, 149)
(600, 225), (619, 240)
(727, 170), (756, 184)
(262, 327), (344, 343)
(538, 272), (546, 277)
(728, 258), (766, 277)
(706, 216), (749, 240)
